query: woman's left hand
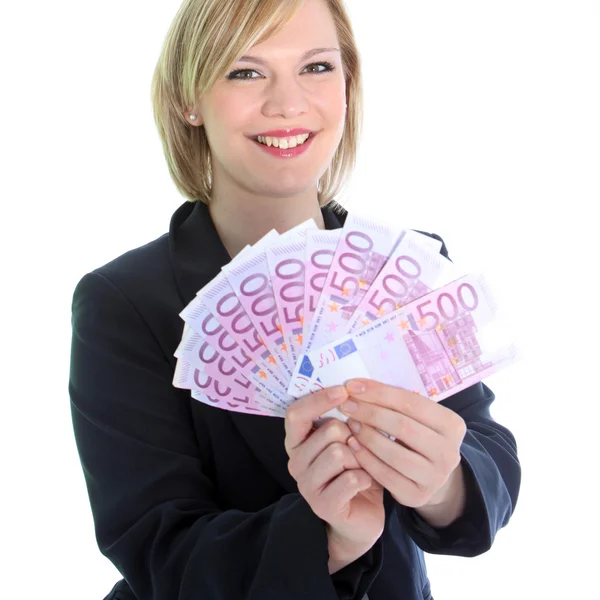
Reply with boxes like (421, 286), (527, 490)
(338, 378), (467, 510)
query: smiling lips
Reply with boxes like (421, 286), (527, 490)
(250, 128), (317, 157)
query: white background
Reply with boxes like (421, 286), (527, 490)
(2, 1), (598, 598)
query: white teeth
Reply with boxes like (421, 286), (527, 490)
(256, 133), (311, 148)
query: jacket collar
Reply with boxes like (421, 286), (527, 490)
(169, 200), (347, 493)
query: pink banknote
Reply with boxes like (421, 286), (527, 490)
(345, 229), (460, 333)
(303, 215), (400, 353)
(193, 273), (290, 389)
(302, 229), (342, 352)
(223, 248), (294, 378)
(266, 237), (309, 368)
(288, 272), (518, 412)
(190, 389), (283, 418)
(173, 355), (285, 417)
(174, 323), (289, 414)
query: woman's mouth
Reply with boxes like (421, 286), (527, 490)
(250, 132), (317, 159)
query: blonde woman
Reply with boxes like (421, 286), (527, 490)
(69, 1), (521, 599)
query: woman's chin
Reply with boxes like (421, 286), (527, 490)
(255, 179), (318, 201)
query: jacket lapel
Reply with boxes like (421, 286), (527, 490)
(169, 200), (347, 494)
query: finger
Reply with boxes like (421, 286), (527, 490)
(291, 419), (359, 477)
(318, 468), (373, 513)
(347, 422), (432, 487)
(284, 386), (348, 453)
(348, 440), (426, 508)
(346, 379), (454, 434)
(340, 401), (442, 461)
(300, 441), (361, 495)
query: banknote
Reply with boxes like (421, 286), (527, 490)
(303, 215), (400, 354)
(180, 292), (290, 396)
(267, 237), (309, 369)
(302, 229), (342, 352)
(345, 229), (461, 333)
(190, 389), (284, 418)
(222, 247), (294, 377)
(174, 212), (516, 433)
(288, 271), (518, 426)
(174, 322), (292, 411)
(221, 222), (316, 378)
(173, 354), (285, 417)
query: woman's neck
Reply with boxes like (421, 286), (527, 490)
(208, 186), (326, 259)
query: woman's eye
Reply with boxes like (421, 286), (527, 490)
(226, 69), (260, 81)
(226, 61), (335, 81)
(303, 61), (335, 74)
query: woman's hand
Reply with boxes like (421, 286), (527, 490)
(284, 386), (385, 565)
(338, 379), (468, 515)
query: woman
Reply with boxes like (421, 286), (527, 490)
(69, 0), (521, 598)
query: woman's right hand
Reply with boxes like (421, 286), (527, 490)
(284, 386), (385, 562)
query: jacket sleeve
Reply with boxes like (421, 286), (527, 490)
(395, 233), (521, 556)
(69, 271), (382, 600)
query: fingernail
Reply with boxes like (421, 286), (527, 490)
(346, 379), (366, 394)
(327, 386), (347, 402)
(340, 400), (358, 414)
(348, 436), (361, 451)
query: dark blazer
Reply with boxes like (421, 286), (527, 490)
(69, 200), (521, 600)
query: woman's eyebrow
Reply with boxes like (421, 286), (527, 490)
(238, 47), (340, 65)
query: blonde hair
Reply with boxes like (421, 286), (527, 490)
(150, 0), (363, 206)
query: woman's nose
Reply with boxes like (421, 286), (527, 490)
(261, 76), (309, 119)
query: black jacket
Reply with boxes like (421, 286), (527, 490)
(69, 200), (521, 600)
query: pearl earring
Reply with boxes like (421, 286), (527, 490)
(190, 114), (197, 121)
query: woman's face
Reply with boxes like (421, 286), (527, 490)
(188, 0), (347, 202)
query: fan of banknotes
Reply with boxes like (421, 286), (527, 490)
(173, 214), (518, 429)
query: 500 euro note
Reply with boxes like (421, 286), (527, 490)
(180, 292), (290, 400)
(303, 215), (400, 354)
(174, 322), (289, 415)
(180, 273), (285, 392)
(301, 229), (341, 352)
(173, 352), (285, 417)
(345, 229), (461, 333)
(223, 248), (294, 379)
(266, 237), (308, 369)
(173, 324), (285, 416)
(288, 271), (518, 424)
(190, 389), (282, 417)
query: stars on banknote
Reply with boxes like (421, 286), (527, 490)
(442, 374), (454, 386)
(447, 337), (457, 347)
(299, 315), (304, 325)
(361, 319), (370, 326)
(328, 322), (338, 332)
(451, 356), (460, 366)
(268, 355), (277, 364)
(376, 307), (386, 317)
(276, 324), (283, 334)
(341, 286), (351, 297)
(381, 351), (388, 360)
(280, 343), (287, 352)
(396, 319), (410, 331)
(385, 332), (395, 342)
(358, 278), (368, 289)
(295, 334), (303, 345)
(259, 371), (267, 379)
(417, 317), (427, 328)
(328, 301), (340, 312)
(396, 302), (403, 310)
(428, 386), (439, 397)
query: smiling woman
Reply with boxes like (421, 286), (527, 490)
(151, 0), (361, 208)
(68, 0), (520, 599)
